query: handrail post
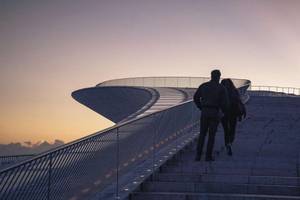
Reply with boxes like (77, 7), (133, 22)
(47, 153), (52, 200)
(174, 109), (178, 158)
(116, 128), (120, 199)
(192, 104), (194, 134)
(152, 114), (156, 177)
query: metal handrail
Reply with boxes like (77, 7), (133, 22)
(0, 77), (250, 200)
(0, 96), (197, 174)
(97, 76), (251, 89)
(249, 85), (300, 96)
(0, 100), (200, 200)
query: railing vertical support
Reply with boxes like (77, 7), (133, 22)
(47, 153), (52, 200)
(175, 124), (177, 152)
(193, 105), (195, 134)
(152, 114), (156, 177)
(116, 128), (120, 199)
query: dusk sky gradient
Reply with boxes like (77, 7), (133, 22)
(1, 0), (300, 144)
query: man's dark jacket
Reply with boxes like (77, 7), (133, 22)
(193, 80), (229, 118)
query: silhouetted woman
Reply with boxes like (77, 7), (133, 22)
(221, 79), (246, 156)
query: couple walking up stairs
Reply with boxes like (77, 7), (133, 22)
(130, 96), (300, 200)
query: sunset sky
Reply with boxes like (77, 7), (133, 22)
(1, 0), (300, 145)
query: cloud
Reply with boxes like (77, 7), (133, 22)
(0, 140), (65, 156)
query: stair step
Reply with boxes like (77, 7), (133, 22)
(165, 159), (296, 169)
(161, 165), (297, 177)
(141, 181), (300, 196)
(131, 192), (300, 200)
(152, 173), (300, 186)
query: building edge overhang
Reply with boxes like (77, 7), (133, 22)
(72, 77), (251, 123)
(71, 86), (157, 123)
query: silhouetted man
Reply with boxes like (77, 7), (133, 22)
(194, 70), (228, 161)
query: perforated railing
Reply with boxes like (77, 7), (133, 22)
(249, 85), (300, 97)
(0, 77), (250, 200)
(0, 100), (200, 200)
(0, 155), (35, 170)
(97, 76), (251, 90)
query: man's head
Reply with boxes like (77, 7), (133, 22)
(211, 69), (221, 82)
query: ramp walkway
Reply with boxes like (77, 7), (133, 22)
(131, 96), (300, 199)
(136, 88), (188, 118)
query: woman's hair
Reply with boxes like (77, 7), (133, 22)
(221, 79), (238, 94)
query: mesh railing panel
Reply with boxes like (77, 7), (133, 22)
(249, 86), (300, 97)
(97, 77), (250, 89)
(0, 155), (35, 171)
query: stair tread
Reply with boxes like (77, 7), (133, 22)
(152, 173), (300, 186)
(131, 191), (300, 199)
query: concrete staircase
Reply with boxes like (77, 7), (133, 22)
(130, 96), (300, 199)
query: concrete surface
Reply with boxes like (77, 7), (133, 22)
(130, 96), (300, 199)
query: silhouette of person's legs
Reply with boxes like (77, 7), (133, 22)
(196, 116), (209, 160)
(222, 115), (237, 156)
(221, 116), (230, 146)
(229, 116), (237, 144)
(206, 117), (219, 160)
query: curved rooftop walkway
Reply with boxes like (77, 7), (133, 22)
(131, 96), (300, 200)
(136, 88), (188, 118)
